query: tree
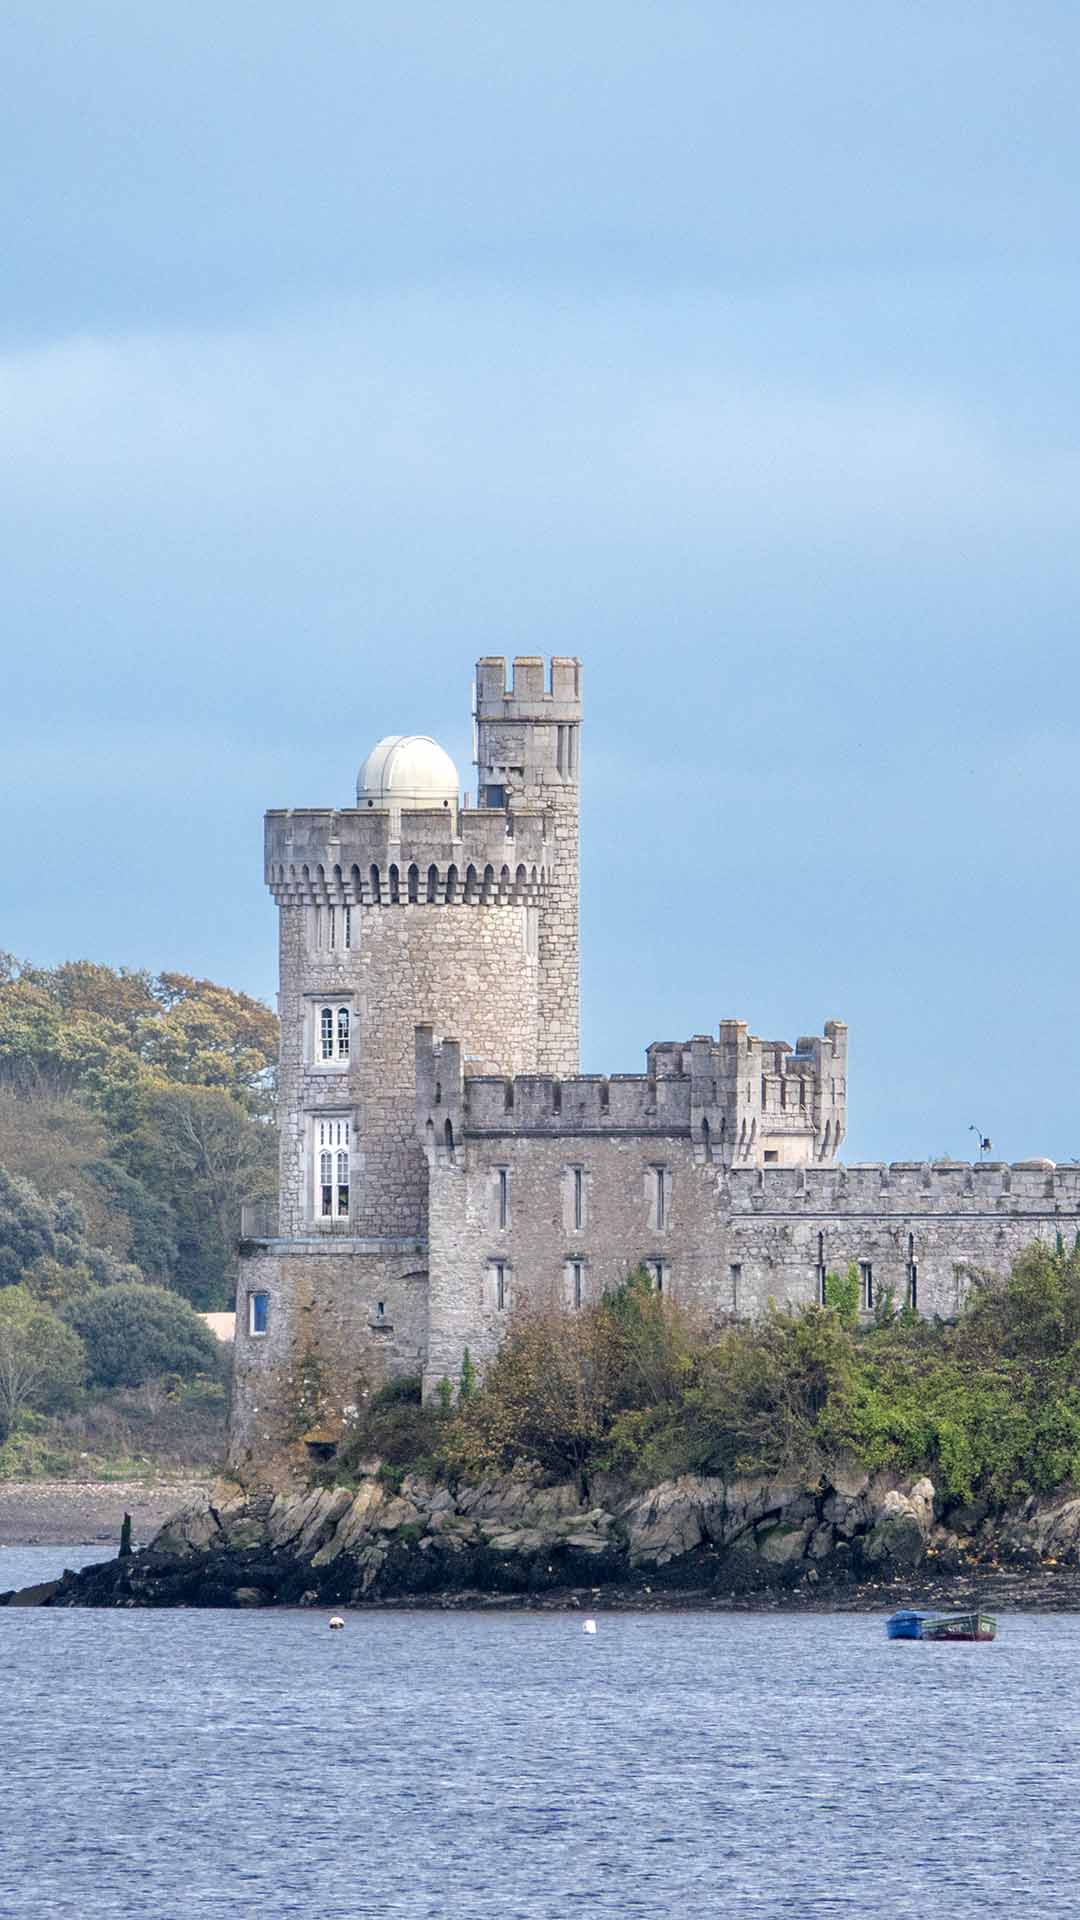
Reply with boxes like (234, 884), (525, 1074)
(133, 1087), (276, 1307)
(446, 1306), (622, 1481)
(824, 1263), (860, 1327)
(0, 1286), (87, 1441)
(66, 1283), (224, 1389)
(0, 1167), (58, 1285)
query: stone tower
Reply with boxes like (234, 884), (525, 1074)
(474, 656), (582, 1075)
(229, 656), (582, 1465)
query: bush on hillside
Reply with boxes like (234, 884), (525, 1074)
(66, 1283), (224, 1389)
(0, 1285), (87, 1443)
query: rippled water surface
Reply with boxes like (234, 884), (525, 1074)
(3, 1549), (1079, 1919)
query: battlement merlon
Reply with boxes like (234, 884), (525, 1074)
(474, 655), (582, 719)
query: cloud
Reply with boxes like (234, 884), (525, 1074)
(2, 290), (1076, 557)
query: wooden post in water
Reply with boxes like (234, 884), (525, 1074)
(119, 1513), (133, 1559)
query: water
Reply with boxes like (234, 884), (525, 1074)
(3, 1550), (1079, 1919)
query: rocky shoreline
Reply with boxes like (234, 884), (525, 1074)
(6, 1463), (1080, 1613)
(0, 1480), (210, 1548)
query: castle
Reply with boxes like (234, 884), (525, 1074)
(230, 656), (1080, 1467)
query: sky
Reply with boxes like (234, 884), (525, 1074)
(4, 1), (1080, 1163)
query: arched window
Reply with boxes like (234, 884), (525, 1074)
(407, 863), (419, 904)
(320, 1007), (334, 1060)
(337, 1008), (350, 1058)
(515, 863), (527, 898)
(481, 864), (495, 904)
(445, 864), (458, 904)
(369, 864), (381, 905)
(464, 865), (477, 903)
(316, 1117), (350, 1219)
(444, 1116), (455, 1158)
(388, 863), (400, 904)
(427, 864), (439, 903)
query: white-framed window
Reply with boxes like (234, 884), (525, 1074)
(644, 1258), (667, 1294)
(313, 1002), (351, 1066)
(248, 1292), (269, 1336)
(314, 1116), (350, 1220)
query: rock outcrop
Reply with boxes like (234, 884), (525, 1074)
(8, 1463), (1080, 1610)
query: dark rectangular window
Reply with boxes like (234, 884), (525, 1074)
(573, 1167), (584, 1231)
(496, 1262), (507, 1310)
(497, 1168), (509, 1229)
(248, 1292), (269, 1336)
(571, 1261), (584, 1310)
(908, 1264), (918, 1310)
(730, 1263), (741, 1312)
(764, 1149), (779, 1164)
(860, 1261), (874, 1310)
(485, 785), (506, 809)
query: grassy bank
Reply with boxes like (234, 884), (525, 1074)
(0, 1376), (227, 1483)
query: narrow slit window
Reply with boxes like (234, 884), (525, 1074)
(497, 1167), (508, 1229)
(573, 1167), (584, 1232)
(343, 906), (352, 949)
(646, 1258), (666, 1294)
(328, 906), (336, 949)
(337, 1008), (350, 1058)
(320, 1007), (334, 1060)
(571, 1261), (584, 1310)
(730, 1262), (741, 1312)
(652, 1166), (668, 1230)
(860, 1261), (874, 1310)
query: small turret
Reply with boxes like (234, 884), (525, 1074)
(473, 657), (582, 1074)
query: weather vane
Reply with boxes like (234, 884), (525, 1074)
(969, 1124), (992, 1160)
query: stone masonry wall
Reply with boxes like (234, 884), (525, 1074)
(422, 1127), (1080, 1393)
(276, 899), (541, 1240)
(230, 1243), (428, 1470)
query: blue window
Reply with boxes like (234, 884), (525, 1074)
(248, 1292), (269, 1336)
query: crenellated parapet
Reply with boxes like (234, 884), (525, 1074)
(415, 1020), (845, 1162)
(266, 806), (552, 907)
(718, 1158), (1080, 1216)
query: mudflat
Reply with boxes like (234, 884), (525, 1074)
(0, 1480), (203, 1547)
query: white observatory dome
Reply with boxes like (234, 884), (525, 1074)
(357, 735), (460, 810)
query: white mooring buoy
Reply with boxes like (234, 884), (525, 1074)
(583, 1618), (597, 1634)
(329, 1615), (345, 1630)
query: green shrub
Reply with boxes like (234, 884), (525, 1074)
(0, 1285), (87, 1441)
(66, 1282), (223, 1389)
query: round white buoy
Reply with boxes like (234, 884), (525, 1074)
(583, 1618), (597, 1634)
(328, 1615), (345, 1630)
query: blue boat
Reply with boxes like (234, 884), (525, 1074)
(886, 1610), (932, 1640)
(887, 1608), (996, 1642)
